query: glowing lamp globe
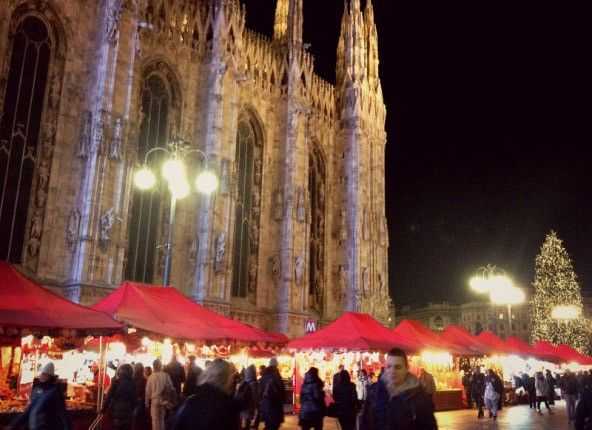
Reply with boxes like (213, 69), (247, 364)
(162, 158), (186, 182)
(134, 167), (156, 190)
(169, 179), (190, 199)
(195, 170), (218, 194)
(470, 276), (489, 294)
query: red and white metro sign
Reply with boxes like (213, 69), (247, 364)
(305, 319), (317, 333)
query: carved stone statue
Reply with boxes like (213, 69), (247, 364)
(214, 232), (226, 273)
(37, 158), (50, 191)
(336, 265), (347, 300)
(220, 158), (230, 194)
(248, 260), (258, 293)
(339, 208), (347, 243)
(30, 210), (43, 239)
(78, 111), (92, 158)
(273, 189), (283, 221)
(269, 255), (281, 282)
(294, 255), (304, 286)
(109, 116), (123, 160)
(379, 215), (388, 247)
(362, 208), (370, 241)
(361, 267), (369, 297)
(211, 63), (228, 94)
(249, 223), (259, 252)
(296, 187), (306, 223)
(188, 237), (198, 264)
(94, 110), (107, 155)
(66, 209), (81, 249)
(27, 237), (40, 257)
(99, 208), (116, 249)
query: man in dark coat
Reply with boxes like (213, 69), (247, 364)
(470, 368), (486, 418)
(562, 369), (580, 422)
(165, 354), (186, 397)
(171, 359), (240, 430)
(545, 370), (557, 406)
(299, 367), (326, 430)
(182, 356), (202, 398)
(462, 371), (472, 408)
(102, 364), (137, 430)
(259, 358), (285, 430)
(332, 370), (358, 430)
(9, 362), (72, 430)
(360, 348), (437, 430)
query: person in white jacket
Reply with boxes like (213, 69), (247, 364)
(535, 371), (552, 415)
(145, 359), (175, 430)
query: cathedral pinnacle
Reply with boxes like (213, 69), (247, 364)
(273, 0), (303, 47)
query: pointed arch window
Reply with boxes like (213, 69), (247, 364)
(231, 118), (263, 298)
(0, 16), (52, 262)
(125, 75), (170, 283)
(308, 144), (326, 312)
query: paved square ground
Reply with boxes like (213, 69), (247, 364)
(278, 401), (574, 429)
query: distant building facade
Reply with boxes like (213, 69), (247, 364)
(396, 301), (532, 342)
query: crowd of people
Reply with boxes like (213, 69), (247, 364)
(8, 349), (592, 430)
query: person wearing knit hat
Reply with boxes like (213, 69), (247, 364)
(259, 357), (284, 430)
(9, 361), (72, 430)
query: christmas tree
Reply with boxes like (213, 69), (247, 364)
(530, 231), (590, 353)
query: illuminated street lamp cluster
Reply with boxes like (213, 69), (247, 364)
(469, 265), (525, 333)
(133, 139), (218, 286)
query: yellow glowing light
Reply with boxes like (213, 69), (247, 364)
(489, 282), (525, 306)
(141, 337), (152, 347)
(470, 276), (490, 294)
(162, 158), (186, 182)
(169, 178), (190, 199)
(134, 167), (156, 190)
(162, 338), (173, 364)
(107, 342), (126, 357)
(551, 305), (581, 321)
(420, 350), (452, 367)
(195, 170), (218, 194)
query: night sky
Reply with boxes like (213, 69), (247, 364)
(241, 1), (592, 307)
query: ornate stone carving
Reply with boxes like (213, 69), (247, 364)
(99, 208), (116, 250)
(269, 255), (281, 282)
(214, 232), (226, 273)
(188, 237), (198, 265)
(339, 208), (347, 244)
(78, 111), (92, 158)
(294, 255), (304, 286)
(335, 265), (347, 301)
(248, 260), (257, 293)
(379, 215), (388, 247)
(273, 189), (283, 221)
(220, 158), (230, 194)
(66, 209), (81, 250)
(361, 267), (369, 297)
(94, 110), (109, 155)
(362, 207), (369, 241)
(296, 187), (306, 223)
(249, 223), (259, 252)
(109, 116), (123, 160)
(106, 0), (124, 45)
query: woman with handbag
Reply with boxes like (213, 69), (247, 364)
(299, 367), (326, 430)
(145, 359), (175, 430)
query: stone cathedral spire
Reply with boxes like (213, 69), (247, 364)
(274, 0), (303, 47)
(335, 0), (391, 322)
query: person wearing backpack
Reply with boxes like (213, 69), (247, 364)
(562, 369), (579, 422)
(9, 362), (72, 430)
(102, 364), (137, 430)
(360, 348), (437, 430)
(259, 358), (285, 430)
(236, 365), (259, 430)
(299, 367), (326, 430)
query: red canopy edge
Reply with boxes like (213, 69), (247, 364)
(287, 312), (410, 352)
(476, 331), (513, 355)
(440, 325), (488, 356)
(532, 341), (563, 363)
(0, 261), (122, 335)
(555, 344), (592, 365)
(92, 282), (279, 344)
(392, 320), (472, 355)
(504, 336), (538, 358)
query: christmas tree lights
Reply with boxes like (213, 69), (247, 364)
(530, 231), (590, 353)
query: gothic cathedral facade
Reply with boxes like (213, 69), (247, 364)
(0, 0), (391, 336)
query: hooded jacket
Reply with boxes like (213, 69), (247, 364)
(299, 370), (326, 423)
(361, 373), (438, 430)
(10, 379), (72, 430)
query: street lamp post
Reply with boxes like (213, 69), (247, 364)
(134, 138), (218, 286)
(469, 265), (525, 336)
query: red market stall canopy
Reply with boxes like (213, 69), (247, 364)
(440, 325), (488, 356)
(532, 341), (563, 363)
(505, 336), (538, 358)
(556, 344), (592, 365)
(393, 320), (473, 355)
(0, 261), (122, 336)
(476, 331), (514, 355)
(287, 312), (410, 351)
(92, 282), (279, 344)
